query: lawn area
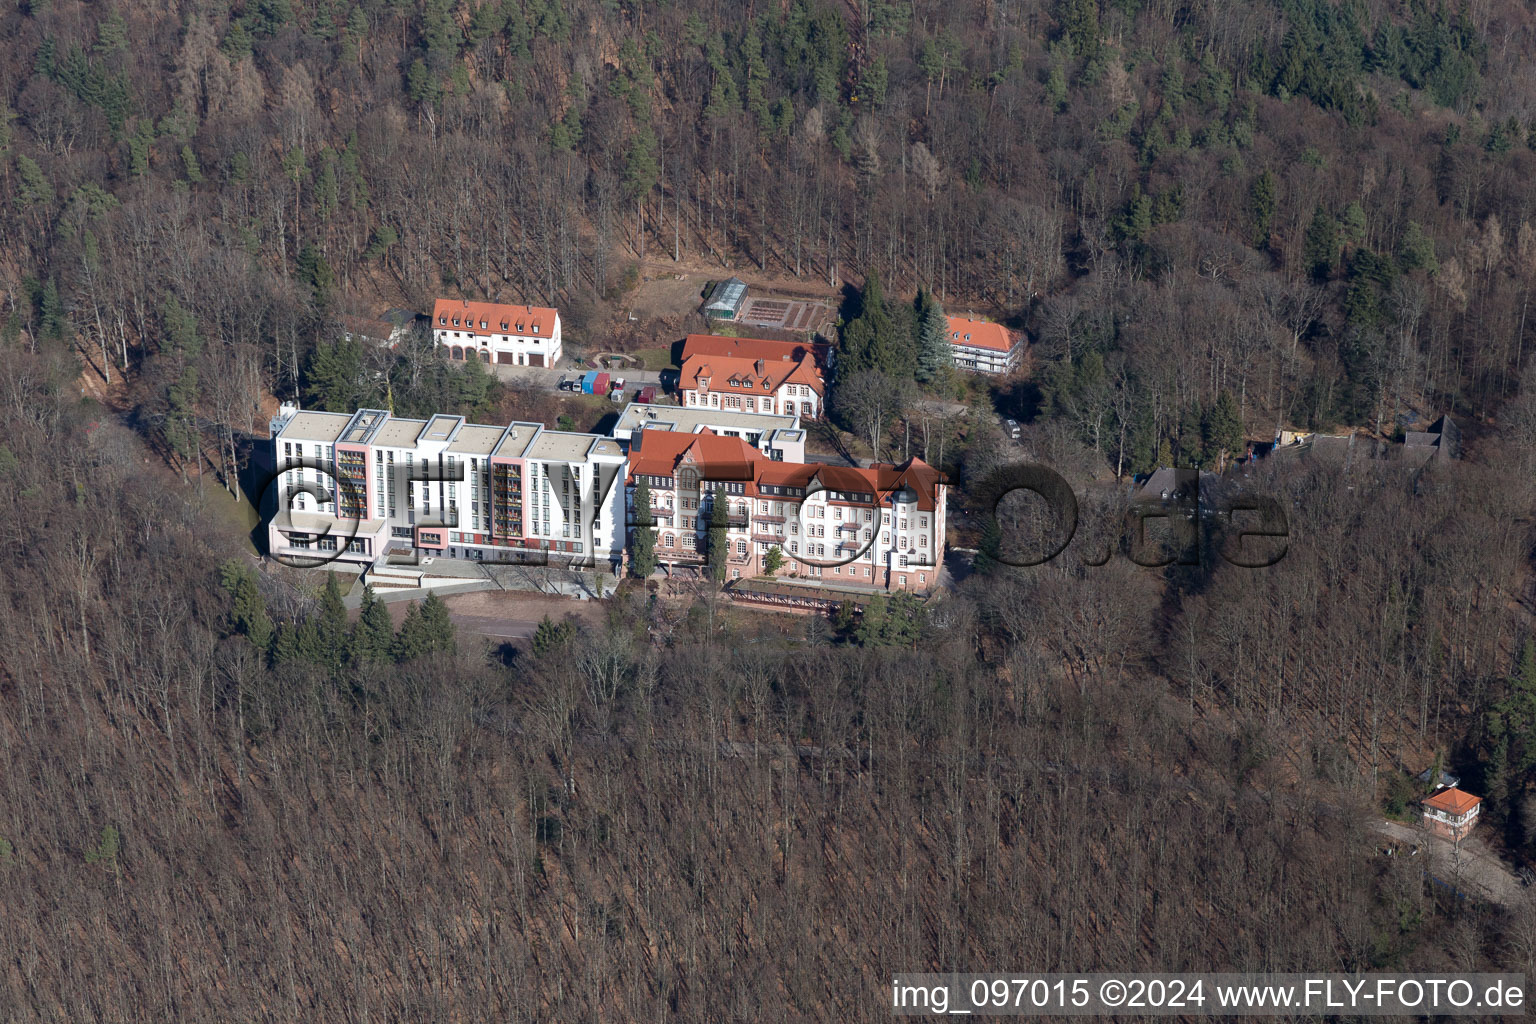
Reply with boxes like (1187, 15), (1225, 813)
(201, 487), (263, 552)
(630, 345), (678, 371)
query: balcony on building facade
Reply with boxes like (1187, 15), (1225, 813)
(753, 514), (786, 525)
(752, 532), (785, 546)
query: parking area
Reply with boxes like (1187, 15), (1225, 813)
(491, 362), (666, 391)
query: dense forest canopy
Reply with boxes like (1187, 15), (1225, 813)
(3, 344), (1536, 1019)
(2, 0), (1536, 472)
(4, 0), (1536, 1016)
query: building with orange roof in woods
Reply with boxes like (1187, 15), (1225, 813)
(678, 334), (827, 419)
(626, 429), (945, 591)
(678, 353), (825, 419)
(947, 315), (1024, 375)
(680, 333), (833, 369)
(432, 298), (563, 367)
(1421, 787), (1482, 841)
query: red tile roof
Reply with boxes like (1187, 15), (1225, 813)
(433, 298), (558, 339)
(628, 431), (944, 510)
(947, 316), (1018, 354)
(682, 334), (830, 369)
(680, 352), (824, 397)
(1422, 788), (1481, 815)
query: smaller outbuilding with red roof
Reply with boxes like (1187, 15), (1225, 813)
(947, 315), (1024, 375)
(433, 298), (563, 367)
(1421, 787), (1481, 841)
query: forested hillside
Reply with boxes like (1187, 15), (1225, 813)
(4, 345), (1536, 1020)
(5, 0), (1536, 1017)
(3, 0), (1536, 463)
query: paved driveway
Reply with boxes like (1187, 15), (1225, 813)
(488, 362), (667, 389)
(1373, 820), (1524, 905)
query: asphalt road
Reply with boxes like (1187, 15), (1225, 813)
(489, 362), (667, 389)
(447, 614), (543, 640)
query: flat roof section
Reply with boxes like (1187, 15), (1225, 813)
(527, 431), (598, 463)
(340, 409), (391, 445)
(273, 509), (388, 535)
(280, 411), (351, 444)
(492, 423), (541, 460)
(371, 417), (429, 449)
(422, 414), (463, 443)
(613, 402), (798, 438)
(448, 424), (506, 457)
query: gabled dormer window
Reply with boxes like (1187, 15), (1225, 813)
(500, 321), (509, 330)
(439, 316), (447, 325)
(480, 320), (488, 329)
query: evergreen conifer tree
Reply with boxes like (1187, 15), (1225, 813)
(351, 585), (394, 662)
(218, 559), (274, 652)
(914, 288), (952, 387)
(708, 485), (730, 583)
(314, 572), (350, 670)
(392, 603), (427, 662)
(630, 477), (657, 578)
(419, 591), (454, 651)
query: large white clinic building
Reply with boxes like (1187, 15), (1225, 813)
(267, 399), (948, 593)
(268, 404), (626, 569)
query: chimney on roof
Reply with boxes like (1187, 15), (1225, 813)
(754, 359), (765, 375)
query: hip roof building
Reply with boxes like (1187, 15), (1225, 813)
(947, 316), (1023, 374)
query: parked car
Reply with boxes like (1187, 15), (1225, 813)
(1003, 418), (1021, 440)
